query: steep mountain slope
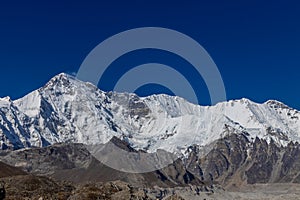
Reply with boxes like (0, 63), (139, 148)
(0, 140), (204, 188)
(185, 127), (300, 187)
(0, 73), (299, 156)
(1, 129), (299, 190)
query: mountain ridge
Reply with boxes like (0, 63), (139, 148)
(0, 73), (299, 153)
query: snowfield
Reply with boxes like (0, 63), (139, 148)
(0, 73), (299, 154)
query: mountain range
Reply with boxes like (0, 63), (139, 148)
(0, 73), (300, 199)
(1, 73), (299, 152)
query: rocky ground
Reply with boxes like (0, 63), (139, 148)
(223, 183), (300, 200)
(1, 175), (299, 200)
(0, 175), (213, 200)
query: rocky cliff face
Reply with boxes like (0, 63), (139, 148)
(1, 129), (300, 189)
(185, 125), (300, 187)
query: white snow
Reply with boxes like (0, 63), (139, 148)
(0, 73), (299, 153)
(14, 90), (41, 117)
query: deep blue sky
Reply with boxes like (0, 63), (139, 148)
(0, 0), (299, 109)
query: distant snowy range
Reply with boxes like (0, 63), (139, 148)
(0, 73), (299, 152)
(0, 73), (300, 195)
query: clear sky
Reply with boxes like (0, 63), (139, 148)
(0, 0), (299, 109)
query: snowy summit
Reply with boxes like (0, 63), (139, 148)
(0, 73), (299, 154)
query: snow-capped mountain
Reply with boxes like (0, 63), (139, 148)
(0, 73), (300, 153)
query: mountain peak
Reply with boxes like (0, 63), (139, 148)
(55, 72), (74, 79)
(40, 73), (78, 92)
(0, 73), (300, 151)
(0, 96), (12, 107)
(0, 96), (11, 102)
(48, 72), (75, 83)
(225, 98), (255, 107)
(265, 100), (290, 110)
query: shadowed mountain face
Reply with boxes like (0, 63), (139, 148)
(186, 130), (300, 188)
(0, 138), (204, 188)
(0, 132), (299, 189)
(0, 153), (212, 200)
(0, 138), (214, 199)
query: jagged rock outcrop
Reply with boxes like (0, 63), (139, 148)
(186, 129), (300, 187)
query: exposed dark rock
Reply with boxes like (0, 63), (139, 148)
(0, 141), (205, 188)
(186, 129), (300, 187)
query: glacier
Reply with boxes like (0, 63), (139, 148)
(0, 73), (299, 154)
